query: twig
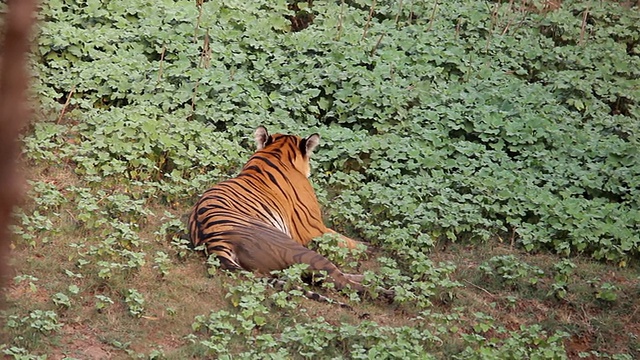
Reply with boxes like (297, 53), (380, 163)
(486, 3), (499, 52)
(579, 6), (589, 45)
(191, 78), (200, 115)
(65, 209), (77, 222)
(501, 0), (516, 35)
(336, 0), (345, 40)
(508, 0), (534, 35)
(426, 0), (439, 32)
(394, 0), (403, 26)
(194, 0), (204, 43)
(157, 44), (166, 83)
(57, 85), (76, 124)
(463, 280), (496, 298)
(509, 226), (517, 249)
(95, 190), (115, 205)
(502, 18), (513, 35)
(362, 0), (376, 40)
(370, 33), (385, 56)
(199, 30), (211, 69)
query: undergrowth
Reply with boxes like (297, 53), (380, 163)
(2, 0), (639, 358)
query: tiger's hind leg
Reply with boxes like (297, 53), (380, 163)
(230, 226), (368, 294)
(203, 242), (245, 272)
(200, 242), (354, 305)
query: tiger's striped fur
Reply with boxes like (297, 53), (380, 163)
(189, 126), (380, 299)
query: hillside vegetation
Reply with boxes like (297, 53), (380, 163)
(2, 0), (639, 359)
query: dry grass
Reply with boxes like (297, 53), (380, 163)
(2, 163), (639, 359)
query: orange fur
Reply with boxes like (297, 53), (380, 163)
(189, 126), (369, 294)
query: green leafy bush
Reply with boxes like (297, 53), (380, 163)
(479, 255), (545, 289)
(32, 0), (640, 263)
(12, 1), (640, 357)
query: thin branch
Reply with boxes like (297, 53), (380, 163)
(194, 0), (204, 43)
(486, 3), (499, 52)
(501, 0), (516, 35)
(336, 0), (345, 40)
(362, 0), (377, 40)
(57, 85), (76, 124)
(199, 30), (211, 69)
(508, 0), (535, 35)
(394, 0), (404, 26)
(157, 44), (166, 83)
(463, 280), (496, 298)
(190, 78), (200, 116)
(426, 0), (439, 32)
(579, 6), (589, 45)
(370, 33), (385, 56)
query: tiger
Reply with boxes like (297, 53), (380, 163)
(189, 126), (391, 302)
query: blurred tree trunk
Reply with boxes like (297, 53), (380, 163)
(0, 0), (37, 299)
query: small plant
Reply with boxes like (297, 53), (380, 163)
(456, 324), (569, 359)
(309, 233), (367, 271)
(1, 345), (47, 360)
(13, 275), (38, 292)
(595, 282), (619, 303)
(95, 295), (114, 312)
(192, 310), (236, 355)
(548, 259), (576, 300)
(206, 255), (221, 276)
(224, 274), (270, 329)
(6, 310), (63, 334)
(10, 210), (56, 247)
(64, 269), (83, 279)
(170, 236), (194, 260)
(124, 289), (146, 317)
(553, 259), (577, 282)
(578, 351), (634, 360)
(153, 251), (171, 277)
(471, 312), (495, 334)
(28, 180), (67, 210)
(147, 348), (166, 360)
(479, 255), (544, 289)
(51, 293), (71, 308)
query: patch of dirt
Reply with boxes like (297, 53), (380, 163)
(565, 335), (591, 359)
(52, 323), (113, 360)
(5, 278), (50, 304)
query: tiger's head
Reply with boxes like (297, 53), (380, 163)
(254, 126), (320, 178)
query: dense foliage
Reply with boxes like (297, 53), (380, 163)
(33, 0), (639, 262)
(3, 0), (639, 358)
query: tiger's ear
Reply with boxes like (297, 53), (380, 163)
(254, 126), (270, 150)
(302, 133), (320, 157)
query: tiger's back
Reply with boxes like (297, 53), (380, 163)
(190, 129), (328, 253)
